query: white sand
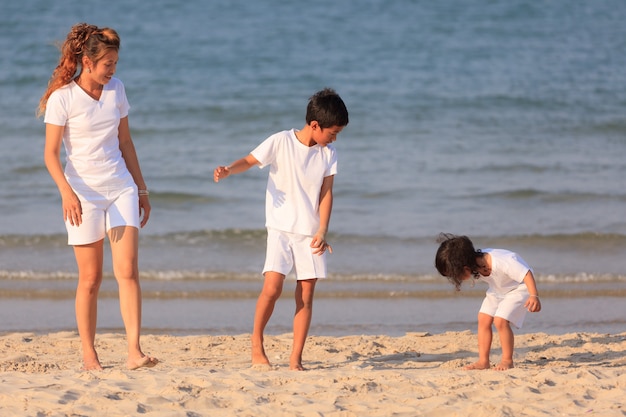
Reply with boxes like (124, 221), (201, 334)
(1, 331), (625, 416)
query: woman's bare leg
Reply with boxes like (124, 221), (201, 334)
(109, 226), (156, 370)
(73, 240), (104, 370)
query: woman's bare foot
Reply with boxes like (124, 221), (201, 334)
(493, 360), (514, 371)
(82, 352), (103, 371)
(251, 342), (270, 367)
(127, 355), (158, 370)
(464, 361), (490, 370)
(82, 358), (103, 371)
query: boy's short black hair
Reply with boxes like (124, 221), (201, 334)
(306, 88), (349, 129)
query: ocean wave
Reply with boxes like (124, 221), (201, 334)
(0, 234), (68, 248)
(146, 190), (220, 205)
(575, 120), (626, 136)
(2, 282), (625, 301)
(3, 230), (626, 248)
(1, 268), (624, 284)
(2, 230), (625, 279)
(471, 189), (626, 203)
(476, 232), (626, 249)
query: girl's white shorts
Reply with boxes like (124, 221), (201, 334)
(262, 228), (327, 280)
(65, 185), (139, 245)
(479, 284), (529, 329)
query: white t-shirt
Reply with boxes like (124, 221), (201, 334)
(251, 129), (338, 236)
(479, 248), (531, 296)
(44, 77), (134, 190)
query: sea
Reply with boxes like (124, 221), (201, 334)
(1, 0), (625, 337)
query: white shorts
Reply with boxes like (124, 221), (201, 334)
(479, 284), (529, 329)
(262, 228), (327, 280)
(66, 185), (139, 245)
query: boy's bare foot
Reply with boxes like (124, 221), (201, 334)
(493, 361), (514, 371)
(289, 353), (305, 371)
(127, 355), (158, 370)
(464, 361), (490, 370)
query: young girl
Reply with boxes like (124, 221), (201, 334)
(435, 233), (541, 370)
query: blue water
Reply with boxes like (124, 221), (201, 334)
(1, 0), (625, 334)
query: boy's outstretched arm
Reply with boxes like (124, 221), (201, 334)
(311, 175), (334, 255)
(523, 271), (541, 312)
(214, 154), (259, 182)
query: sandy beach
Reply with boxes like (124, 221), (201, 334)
(0, 331), (624, 416)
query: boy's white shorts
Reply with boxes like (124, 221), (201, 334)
(65, 185), (139, 245)
(262, 228), (327, 280)
(479, 284), (529, 329)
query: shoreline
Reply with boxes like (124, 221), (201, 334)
(1, 331), (625, 416)
(1, 295), (625, 337)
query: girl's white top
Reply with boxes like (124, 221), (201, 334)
(480, 248), (531, 296)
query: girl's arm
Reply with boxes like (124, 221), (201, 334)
(118, 116), (150, 227)
(523, 271), (541, 312)
(44, 123), (83, 226)
(311, 175), (334, 255)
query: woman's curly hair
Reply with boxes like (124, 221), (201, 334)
(38, 23), (120, 117)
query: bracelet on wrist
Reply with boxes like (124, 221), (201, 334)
(529, 294), (539, 298)
(138, 189), (150, 196)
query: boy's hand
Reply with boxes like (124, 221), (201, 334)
(311, 233), (332, 255)
(214, 166), (230, 182)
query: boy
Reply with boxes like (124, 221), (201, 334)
(435, 233), (541, 370)
(214, 88), (349, 370)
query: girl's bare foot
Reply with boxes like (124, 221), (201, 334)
(493, 360), (514, 371)
(464, 361), (490, 370)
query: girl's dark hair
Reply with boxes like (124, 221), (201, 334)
(305, 88), (349, 129)
(434, 233), (482, 290)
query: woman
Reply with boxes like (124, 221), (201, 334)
(38, 23), (157, 370)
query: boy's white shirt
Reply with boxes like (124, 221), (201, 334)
(44, 77), (132, 189)
(251, 129), (337, 236)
